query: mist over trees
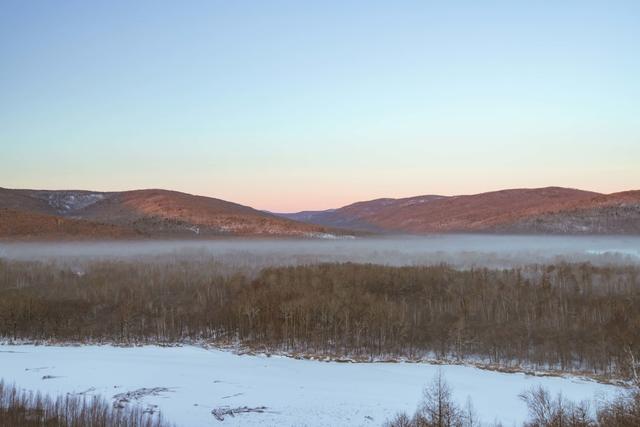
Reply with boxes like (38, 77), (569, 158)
(1, 259), (639, 379)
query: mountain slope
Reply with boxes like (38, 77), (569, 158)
(277, 187), (640, 234)
(0, 208), (138, 239)
(373, 187), (600, 233)
(0, 188), (345, 239)
(74, 189), (337, 236)
(499, 190), (640, 234)
(278, 195), (445, 232)
(0, 188), (58, 215)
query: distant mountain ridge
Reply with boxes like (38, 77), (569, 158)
(2, 186), (639, 239)
(0, 188), (345, 239)
(278, 195), (446, 232)
(275, 187), (640, 234)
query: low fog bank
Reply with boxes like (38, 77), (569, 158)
(1, 235), (639, 269)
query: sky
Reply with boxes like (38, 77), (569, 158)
(1, 1), (639, 212)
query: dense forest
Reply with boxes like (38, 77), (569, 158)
(1, 259), (639, 379)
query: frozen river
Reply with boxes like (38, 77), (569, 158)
(0, 345), (622, 426)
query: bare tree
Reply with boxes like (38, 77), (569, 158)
(414, 370), (463, 427)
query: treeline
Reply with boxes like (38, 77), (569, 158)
(1, 259), (639, 378)
(0, 381), (171, 427)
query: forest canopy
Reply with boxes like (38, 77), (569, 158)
(1, 259), (639, 380)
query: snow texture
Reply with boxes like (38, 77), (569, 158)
(33, 191), (105, 213)
(0, 345), (621, 427)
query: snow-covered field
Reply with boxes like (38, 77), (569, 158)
(0, 345), (621, 427)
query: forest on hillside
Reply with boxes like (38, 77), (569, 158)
(1, 259), (639, 379)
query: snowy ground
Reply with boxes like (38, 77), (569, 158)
(0, 345), (622, 427)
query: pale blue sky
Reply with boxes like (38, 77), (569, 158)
(1, 1), (639, 211)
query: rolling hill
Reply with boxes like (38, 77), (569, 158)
(0, 188), (345, 239)
(277, 187), (640, 234)
(3, 186), (639, 239)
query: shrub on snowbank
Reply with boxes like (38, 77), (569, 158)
(0, 381), (172, 427)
